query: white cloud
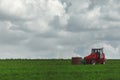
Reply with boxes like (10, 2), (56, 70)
(0, 0), (120, 59)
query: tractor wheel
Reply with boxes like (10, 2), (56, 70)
(91, 60), (96, 65)
(102, 61), (106, 64)
(83, 59), (86, 64)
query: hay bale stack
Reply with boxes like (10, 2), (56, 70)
(71, 57), (82, 65)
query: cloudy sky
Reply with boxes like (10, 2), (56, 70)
(0, 0), (120, 59)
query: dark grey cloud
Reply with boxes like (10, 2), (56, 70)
(88, 0), (108, 10)
(66, 15), (101, 32)
(25, 37), (57, 52)
(0, 21), (27, 45)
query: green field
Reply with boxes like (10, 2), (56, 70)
(0, 59), (119, 80)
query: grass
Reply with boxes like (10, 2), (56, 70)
(0, 59), (119, 80)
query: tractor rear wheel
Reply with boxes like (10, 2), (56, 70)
(102, 61), (106, 64)
(91, 60), (96, 65)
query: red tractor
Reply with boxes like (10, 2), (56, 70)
(84, 48), (106, 65)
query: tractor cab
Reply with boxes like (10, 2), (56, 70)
(91, 48), (103, 59)
(84, 48), (106, 65)
(91, 48), (103, 54)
